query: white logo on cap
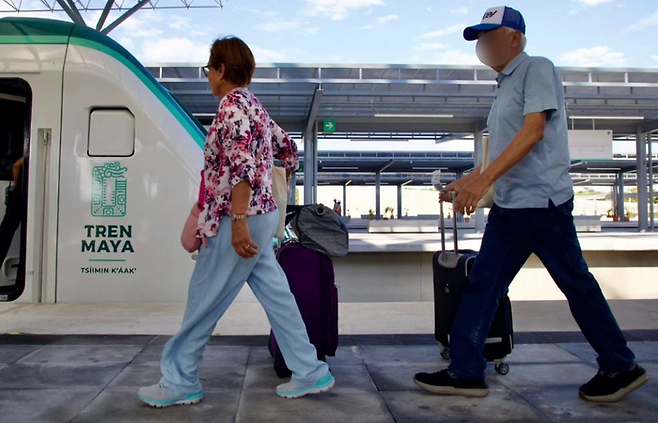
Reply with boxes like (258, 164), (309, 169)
(481, 6), (505, 25)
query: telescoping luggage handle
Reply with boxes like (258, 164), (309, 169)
(432, 170), (458, 259)
(439, 191), (458, 257)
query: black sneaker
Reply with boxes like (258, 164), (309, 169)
(413, 369), (489, 398)
(579, 364), (648, 403)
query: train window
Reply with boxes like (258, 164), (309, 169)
(88, 108), (135, 157)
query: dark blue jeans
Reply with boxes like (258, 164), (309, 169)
(448, 197), (636, 381)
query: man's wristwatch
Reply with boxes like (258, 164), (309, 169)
(231, 213), (248, 222)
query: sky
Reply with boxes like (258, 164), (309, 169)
(1, 0), (657, 67)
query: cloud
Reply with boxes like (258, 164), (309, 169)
(652, 56), (658, 62)
(107, 10), (210, 40)
(129, 28), (164, 38)
(166, 17), (193, 31)
(449, 6), (470, 16)
(40, 9), (163, 34)
(574, 0), (614, 5)
(0, 0), (160, 33)
(0, 0), (70, 20)
(322, 55), (344, 63)
(375, 14), (398, 24)
(116, 37), (137, 54)
(99, 12), (169, 51)
(139, 38), (210, 63)
(569, 0), (615, 14)
(628, 10), (658, 31)
(431, 50), (480, 65)
(250, 46), (287, 63)
(0, 1), (15, 11)
(419, 24), (465, 40)
(168, 17), (191, 30)
(129, 35), (288, 64)
(259, 20), (319, 35)
(414, 42), (448, 51)
(304, 0), (384, 21)
(360, 14), (398, 30)
(89, 9), (168, 35)
(0, 0), (60, 14)
(558, 46), (626, 67)
(412, 49), (480, 65)
(164, 17), (207, 37)
(250, 8), (281, 19)
(111, 10), (163, 31)
(0, 6), (144, 32)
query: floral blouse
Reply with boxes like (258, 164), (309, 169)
(197, 87), (299, 238)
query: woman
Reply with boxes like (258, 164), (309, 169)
(139, 36), (334, 408)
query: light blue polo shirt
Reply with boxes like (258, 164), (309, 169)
(487, 52), (574, 209)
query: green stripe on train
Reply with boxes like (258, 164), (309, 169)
(0, 35), (69, 44)
(0, 17), (206, 148)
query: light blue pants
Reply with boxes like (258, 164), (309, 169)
(159, 209), (330, 393)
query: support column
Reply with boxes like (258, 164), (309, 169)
(397, 184), (403, 219)
(375, 171), (382, 220)
(312, 125), (319, 204)
(649, 133), (655, 232)
(616, 172), (625, 221)
(342, 183), (347, 217)
(611, 184), (616, 218)
(473, 129), (486, 233)
(288, 171), (296, 206)
(302, 88), (322, 205)
(637, 127), (649, 232)
(303, 133), (313, 205)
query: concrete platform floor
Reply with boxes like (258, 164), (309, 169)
(0, 334), (656, 423)
(1, 300), (657, 336)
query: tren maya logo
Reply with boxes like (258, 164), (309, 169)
(81, 162), (136, 274)
(91, 162), (128, 217)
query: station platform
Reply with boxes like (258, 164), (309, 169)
(0, 332), (656, 422)
(1, 300), (658, 422)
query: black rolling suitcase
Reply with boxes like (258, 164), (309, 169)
(432, 194), (513, 375)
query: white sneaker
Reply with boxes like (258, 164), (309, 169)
(276, 372), (335, 399)
(138, 382), (203, 408)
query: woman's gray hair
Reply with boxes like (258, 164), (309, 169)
(505, 27), (527, 52)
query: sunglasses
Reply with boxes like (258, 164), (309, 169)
(201, 66), (210, 76)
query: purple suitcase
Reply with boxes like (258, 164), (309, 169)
(268, 243), (339, 377)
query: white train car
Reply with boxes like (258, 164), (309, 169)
(0, 17), (206, 303)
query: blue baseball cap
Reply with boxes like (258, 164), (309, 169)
(463, 6), (526, 41)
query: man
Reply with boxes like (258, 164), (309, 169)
(0, 156), (23, 267)
(414, 6), (647, 403)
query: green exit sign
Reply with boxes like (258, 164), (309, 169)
(323, 120), (336, 133)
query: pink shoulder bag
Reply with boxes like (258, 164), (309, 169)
(181, 170), (205, 253)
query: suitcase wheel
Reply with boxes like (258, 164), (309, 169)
(440, 347), (451, 360)
(495, 362), (509, 375)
